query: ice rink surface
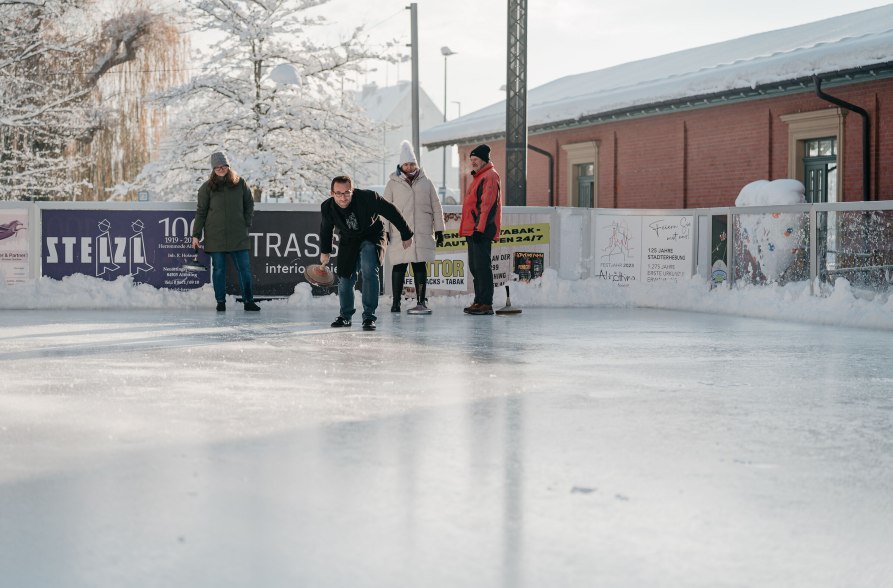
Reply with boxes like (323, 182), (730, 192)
(1, 305), (892, 587)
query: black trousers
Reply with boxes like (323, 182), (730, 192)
(391, 261), (428, 302)
(466, 233), (494, 305)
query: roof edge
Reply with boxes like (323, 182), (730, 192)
(422, 62), (893, 149)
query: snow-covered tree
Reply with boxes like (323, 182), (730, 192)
(69, 4), (187, 201)
(0, 0), (184, 200)
(117, 0), (392, 203)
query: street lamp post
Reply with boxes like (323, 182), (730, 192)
(440, 46), (456, 199)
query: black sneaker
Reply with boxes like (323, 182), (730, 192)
(244, 301), (260, 311)
(362, 318), (376, 331)
(331, 316), (351, 328)
(216, 301), (226, 312)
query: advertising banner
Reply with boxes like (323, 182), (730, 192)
(42, 209), (206, 289)
(248, 210), (329, 296)
(595, 214), (694, 286)
(39, 208), (554, 297)
(641, 215), (694, 283)
(0, 208), (30, 285)
(402, 212), (552, 296)
(41, 208), (329, 296)
(596, 215), (642, 285)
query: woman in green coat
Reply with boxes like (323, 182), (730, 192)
(191, 151), (260, 312)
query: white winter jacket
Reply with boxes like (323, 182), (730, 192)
(383, 168), (445, 264)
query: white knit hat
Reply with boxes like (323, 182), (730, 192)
(399, 140), (418, 165)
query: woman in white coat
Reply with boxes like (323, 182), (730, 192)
(384, 140), (446, 313)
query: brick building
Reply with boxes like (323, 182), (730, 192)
(421, 6), (893, 208)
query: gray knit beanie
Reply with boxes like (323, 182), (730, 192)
(210, 151), (230, 168)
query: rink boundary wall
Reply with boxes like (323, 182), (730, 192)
(4, 201), (893, 296)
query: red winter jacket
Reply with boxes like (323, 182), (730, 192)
(459, 162), (502, 241)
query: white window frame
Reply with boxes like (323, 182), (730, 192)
(561, 141), (599, 207)
(780, 108), (845, 203)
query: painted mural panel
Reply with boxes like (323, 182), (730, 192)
(0, 208), (30, 285)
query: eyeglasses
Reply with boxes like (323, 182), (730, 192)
(213, 165), (229, 171)
(332, 190), (352, 197)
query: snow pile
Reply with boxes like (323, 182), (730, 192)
(735, 179), (807, 283)
(735, 179), (805, 207)
(2, 269), (893, 331)
(0, 273), (212, 310)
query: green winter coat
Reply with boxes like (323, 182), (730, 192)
(193, 177), (254, 252)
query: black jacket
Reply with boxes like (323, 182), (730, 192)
(320, 189), (413, 277)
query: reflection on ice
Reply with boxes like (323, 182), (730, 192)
(1, 306), (892, 587)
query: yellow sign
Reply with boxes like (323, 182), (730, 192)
(437, 223), (551, 252)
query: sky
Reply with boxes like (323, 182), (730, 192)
(316, 0), (893, 118)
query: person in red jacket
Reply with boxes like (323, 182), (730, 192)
(458, 144), (502, 315)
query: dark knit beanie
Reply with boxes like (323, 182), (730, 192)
(470, 144), (491, 162)
(210, 151), (230, 168)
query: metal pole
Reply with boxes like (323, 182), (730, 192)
(381, 125), (386, 184)
(407, 4), (420, 162)
(809, 206), (817, 295)
(727, 212), (735, 289)
(442, 54), (448, 197)
(505, 0), (528, 205)
(439, 47), (455, 199)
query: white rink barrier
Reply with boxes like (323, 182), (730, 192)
(3, 200), (892, 296)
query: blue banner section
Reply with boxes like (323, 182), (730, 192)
(42, 210), (205, 290)
(41, 209), (332, 296)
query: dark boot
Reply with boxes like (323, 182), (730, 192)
(415, 281), (427, 309)
(407, 278), (431, 314)
(391, 265), (406, 312)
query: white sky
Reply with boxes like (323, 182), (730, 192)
(319, 0), (893, 117)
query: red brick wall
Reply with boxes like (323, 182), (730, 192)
(455, 78), (893, 208)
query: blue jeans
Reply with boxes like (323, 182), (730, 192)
(338, 240), (379, 321)
(209, 249), (253, 304)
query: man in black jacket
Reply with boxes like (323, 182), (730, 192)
(320, 175), (414, 330)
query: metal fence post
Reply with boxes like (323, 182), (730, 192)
(809, 205), (818, 296)
(726, 212), (735, 289)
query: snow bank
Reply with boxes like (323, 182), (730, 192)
(2, 269), (892, 331)
(735, 179), (805, 207)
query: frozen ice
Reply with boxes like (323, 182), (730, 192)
(1, 274), (892, 587)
